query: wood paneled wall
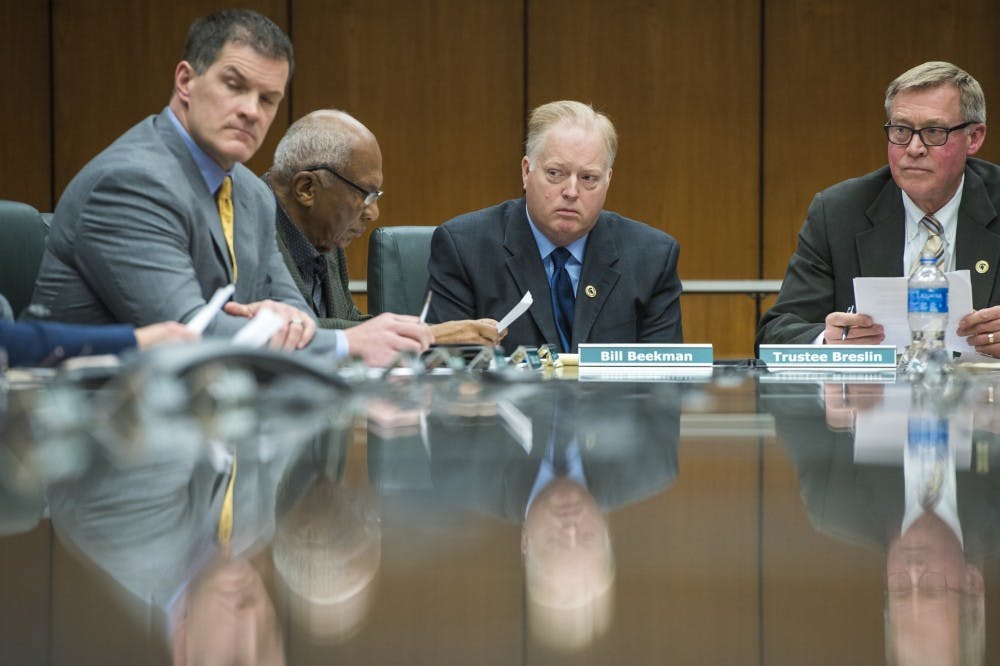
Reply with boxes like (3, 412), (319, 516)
(2, 0), (1000, 357)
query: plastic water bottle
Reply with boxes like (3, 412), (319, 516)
(907, 253), (948, 350)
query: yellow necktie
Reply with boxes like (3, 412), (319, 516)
(217, 455), (237, 547)
(217, 176), (237, 281)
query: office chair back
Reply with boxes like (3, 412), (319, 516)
(0, 200), (50, 318)
(367, 226), (435, 316)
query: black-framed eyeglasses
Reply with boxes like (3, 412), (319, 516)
(305, 165), (383, 206)
(883, 121), (978, 147)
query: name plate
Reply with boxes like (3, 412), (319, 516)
(758, 344), (896, 369)
(579, 344), (713, 367)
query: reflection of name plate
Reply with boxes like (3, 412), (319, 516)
(579, 344), (714, 366)
(759, 344), (896, 369)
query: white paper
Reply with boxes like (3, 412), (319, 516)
(186, 283), (236, 334)
(853, 270), (975, 354)
(496, 291), (533, 331)
(232, 308), (284, 347)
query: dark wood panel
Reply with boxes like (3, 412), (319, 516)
(290, 0), (525, 281)
(527, 0), (761, 279)
(763, 0), (1000, 278)
(0, 3), (51, 210)
(682, 294), (760, 359)
(51, 0), (289, 199)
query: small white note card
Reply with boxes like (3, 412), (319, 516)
(232, 308), (284, 348)
(496, 291), (533, 331)
(186, 283), (235, 334)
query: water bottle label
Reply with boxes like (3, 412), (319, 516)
(908, 288), (948, 313)
(908, 417), (948, 447)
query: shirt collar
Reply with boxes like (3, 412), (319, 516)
(165, 106), (232, 194)
(901, 174), (964, 239)
(525, 204), (588, 264)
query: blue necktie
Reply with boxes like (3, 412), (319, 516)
(550, 247), (575, 352)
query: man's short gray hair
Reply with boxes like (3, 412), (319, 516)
(269, 110), (361, 185)
(525, 101), (618, 170)
(885, 61), (986, 124)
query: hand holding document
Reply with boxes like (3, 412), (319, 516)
(853, 270), (975, 354)
(232, 308), (284, 347)
(186, 284), (235, 334)
(496, 291), (533, 332)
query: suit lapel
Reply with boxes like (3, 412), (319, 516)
(955, 166), (1000, 309)
(155, 111), (235, 283)
(573, 216), (620, 347)
(503, 205), (561, 345)
(858, 179), (905, 277)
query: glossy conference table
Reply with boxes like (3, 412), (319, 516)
(1, 347), (999, 665)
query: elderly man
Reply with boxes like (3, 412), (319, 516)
(426, 100), (683, 353)
(758, 61), (1000, 353)
(29, 9), (431, 365)
(266, 109), (503, 346)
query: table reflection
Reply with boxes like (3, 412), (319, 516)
(766, 374), (1000, 665)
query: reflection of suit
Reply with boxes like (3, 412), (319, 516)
(274, 201), (370, 330)
(757, 159), (1000, 346)
(427, 198), (683, 353)
(762, 382), (1000, 560)
(30, 109), (334, 348)
(47, 438), (306, 609)
(422, 383), (680, 522)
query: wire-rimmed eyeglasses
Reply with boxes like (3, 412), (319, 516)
(305, 165), (383, 206)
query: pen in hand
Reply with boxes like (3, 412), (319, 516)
(840, 304), (856, 341)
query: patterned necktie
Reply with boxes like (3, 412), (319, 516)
(550, 247), (575, 352)
(217, 455), (237, 547)
(912, 214), (945, 274)
(217, 176), (237, 281)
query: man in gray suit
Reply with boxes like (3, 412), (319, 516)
(758, 62), (1000, 354)
(267, 109), (504, 346)
(426, 100), (683, 354)
(29, 9), (431, 365)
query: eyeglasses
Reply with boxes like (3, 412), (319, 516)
(886, 571), (959, 600)
(883, 121), (977, 147)
(305, 165), (383, 207)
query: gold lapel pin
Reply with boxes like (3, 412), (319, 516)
(976, 260), (990, 274)
(584, 285), (597, 298)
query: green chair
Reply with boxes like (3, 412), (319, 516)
(367, 225), (435, 316)
(0, 200), (50, 318)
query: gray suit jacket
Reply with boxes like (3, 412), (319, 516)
(30, 109), (338, 352)
(757, 158), (1000, 346)
(426, 198), (683, 353)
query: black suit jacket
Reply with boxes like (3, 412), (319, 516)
(757, 158), (1000, 346)
(427, 198), (683, 353)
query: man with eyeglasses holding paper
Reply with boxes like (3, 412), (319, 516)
(758, 62), (1000, 355)
(426, 100), (683, 354)
(264, 110), (503, 355)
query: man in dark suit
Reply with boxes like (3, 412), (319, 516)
(426, 100), (683, 353)
(267, 109), (504, 350)
(758, 62), (1000, 354)
(29, 9), (431, 365)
